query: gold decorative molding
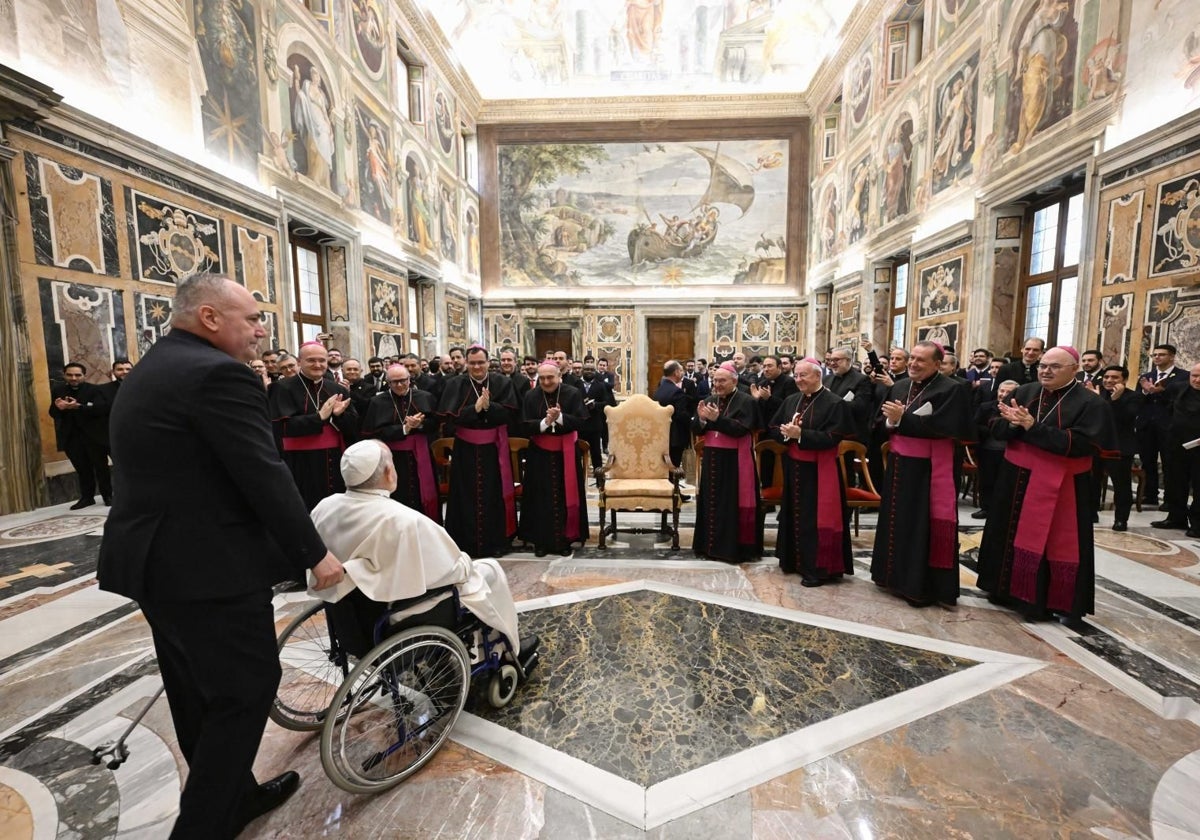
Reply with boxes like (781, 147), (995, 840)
(479, 93), (811, 125)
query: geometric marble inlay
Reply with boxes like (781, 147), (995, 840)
(0, 516), (107, 545)
(456, 580), (1043, 829)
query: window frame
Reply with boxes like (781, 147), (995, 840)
(1016, 188), (1084, 348)
(290, 234), (328, 349)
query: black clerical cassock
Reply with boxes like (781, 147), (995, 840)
(274, 374), (359, 510)
(690, 389), (762, 562)
(362, 386), (441, 523)
(518, 382), (590, 555)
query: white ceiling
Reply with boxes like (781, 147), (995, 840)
(416, 0), (861, 100)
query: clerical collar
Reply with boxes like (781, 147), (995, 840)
(348, 488), (392, 498)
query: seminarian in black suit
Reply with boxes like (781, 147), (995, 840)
(1137, 343), (1190, 507)
(49, 362), (112, 508)
(653, 360), (693, 467)
(578, 358), (614, 473)
(98, 274), (344, 839)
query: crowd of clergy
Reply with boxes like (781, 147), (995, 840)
(50, 332), (1200, 628)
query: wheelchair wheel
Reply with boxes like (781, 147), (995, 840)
(320, 626), (470, 794)
(270, 601), (351, 731)
(487, 664), (519, 708)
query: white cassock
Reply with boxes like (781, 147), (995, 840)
(309, 488), (520, 653)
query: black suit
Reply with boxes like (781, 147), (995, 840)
(98, 329), (327, 838)
(1136, 367), (1189, 502)
(49, 380), (111, 502)
(577, 375), (613, 472)
(654, 377), (692, 467)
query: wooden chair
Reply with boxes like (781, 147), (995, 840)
(960, 443), (979, 507)
(508, 437), (529, 510)
(837, 440), (881, 535)
(431, 437), (455, 518)
(755, 439), (788, 522)
(597, 395), (682, 549)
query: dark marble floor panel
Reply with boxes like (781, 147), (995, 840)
(475, 589), (974, 787)
(1069, 632), (1200, 703)
(0, 603), (138, 677)
(0, 534), (102, 599)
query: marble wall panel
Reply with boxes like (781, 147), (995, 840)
(813, 288), (832, 354)
(126, 189), (222, 285)
(420, 284), (437, 339)
(872, 268), (891, 345)
(38, 279), (126, 386)
(917, 255), (964, 319)
(233, 227), (276, 303)
(917, 320), (959, 351)
(774, 311), (800, 346)
(329, 325), (352, 356)
(833, 286), (862, 350)
(25, 154), (119, 277)
(1097, 292), (1133, 366)
(1102, 191), (1142, 285)
(446, 295), (467, 343)
(713, 313), (737, 344)
(1144, 287), (1200, 368)
(261, 310), (280, 352)
(133, 292), (172, 360)
(741, 313), (771, 344)
(489, 313), (520, 348)
(371, 330), (404, 359)
(368, 274), (402, 326)
(989, 247), (1020, 355)
(327, 246), (349, 321)
(1150, 171), (1200, 278)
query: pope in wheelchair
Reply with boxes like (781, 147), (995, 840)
(294, 440), (538, 794)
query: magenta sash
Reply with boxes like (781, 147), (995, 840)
(386, 435), (439, 520)
(704, 430), (757, 544)
(456, 426), (516, 534)
(531, 431), (581, 540)
(787, 446), (844, 572)
(282, 424), (343, 452)
(1004, 440), (1093, 611)
(888, 435), (958, 569)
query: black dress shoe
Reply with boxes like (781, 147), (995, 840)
(1112, 521), (1127, 532)
(1151, 519), (1188, 529)
(237, 771), (300, 830)
(69, 499), (94, 510)
(800, 577), (824, 588)
(970, 509), (988, 520)
(102, 496), (112, 506)
(1187, 529), (1200, 539)
(534, 548), (547, 557)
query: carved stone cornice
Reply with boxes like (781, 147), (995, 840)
(0, 65), (62, 124)
(479, 93), (811, 125)
(394, 0), (483, 120)
(806, 0), (893, 109)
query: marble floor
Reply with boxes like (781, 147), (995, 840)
(3, 496), (1200, 838)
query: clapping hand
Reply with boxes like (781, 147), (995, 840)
(404, 411), (424, 431)
(545, 405), (561, 425)
(697, 400), (719, 422)
(475, 387), (490, 413)
(997, 398), (1034, 429)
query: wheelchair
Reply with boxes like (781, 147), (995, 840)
(271, 584), (536, 795)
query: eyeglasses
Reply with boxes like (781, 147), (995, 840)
(1036, 363), (1075, 372)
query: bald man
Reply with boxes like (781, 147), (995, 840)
(362, 364), (442, 524)
(98, 273), (343, 837)
(770, 359), (855, 585)
(518, 363), (589, 555)
(272, 341), (360, 509)
(977, 347), (1117, 627)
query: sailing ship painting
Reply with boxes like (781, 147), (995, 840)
(498, 139), (789, 288)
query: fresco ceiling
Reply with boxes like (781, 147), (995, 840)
(417, 0), (863, 100)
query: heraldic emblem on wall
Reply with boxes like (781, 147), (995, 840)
(132, 191), (222, 283)
(1153, 174), (1200, 275)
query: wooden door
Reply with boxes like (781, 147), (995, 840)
(646, 318), (695, 394)
(535, 329), (573, 362)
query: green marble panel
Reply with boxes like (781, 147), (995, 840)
(476, 590), (976, 786)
